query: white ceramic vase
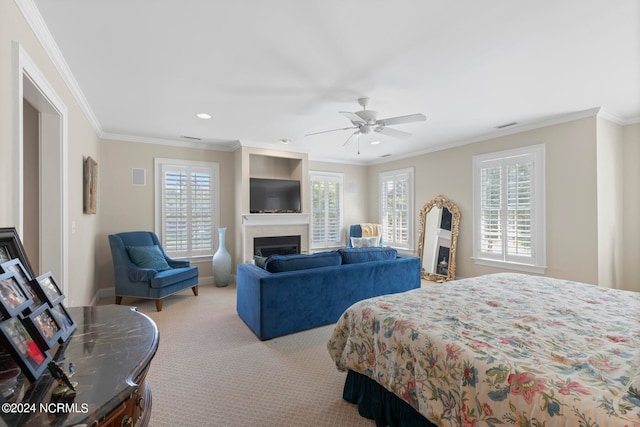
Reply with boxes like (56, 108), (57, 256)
(212, 227), (232, 287)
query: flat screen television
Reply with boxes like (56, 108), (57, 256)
(250, 178), (301, 213)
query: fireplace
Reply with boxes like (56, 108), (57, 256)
(254, 235), (301, 257)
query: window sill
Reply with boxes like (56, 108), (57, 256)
(472, 257), (547, 274)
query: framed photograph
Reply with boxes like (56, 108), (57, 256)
(49, 303), (76, 343)
(0, 316), (51, 382)
(0, 228), (35, 279)
(23, 304), (63, 349)
(0, 259), (42, 308)
(0, 272), (33, 318)
(33, 273), (64, 306)
(0, 247), (10, 264)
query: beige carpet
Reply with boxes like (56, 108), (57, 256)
(107, 284), (375, 427)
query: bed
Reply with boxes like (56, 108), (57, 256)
(327, 273), (640, 426)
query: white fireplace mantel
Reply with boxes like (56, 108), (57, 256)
(242, 213), (310, 226)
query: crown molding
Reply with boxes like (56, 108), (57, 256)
(15, 0), (103, 135)
(101, 133), (239, 151)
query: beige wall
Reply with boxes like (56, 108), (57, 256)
(98, 139), (236, 290)
(623, 123), (640, 291)
(1, 0), (101, 306)
(367, 117), (602, 285)
(596, 117), (624, 288)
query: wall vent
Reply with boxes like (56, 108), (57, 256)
(132, 168), (146, 186)
(494, 121), (518, 129)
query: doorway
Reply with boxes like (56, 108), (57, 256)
(14, 42), (68, 295)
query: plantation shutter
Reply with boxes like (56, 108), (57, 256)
(310, 173), (343, 248)
(380, 169), (412, 249)
(159, 161), (217, 258)
(476, 149), (539, 265)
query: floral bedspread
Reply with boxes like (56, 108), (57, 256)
(327, 273), (640, 426)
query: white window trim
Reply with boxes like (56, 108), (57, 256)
(309, 171), (344, 249)
(379, 167), (414, 251)
(154, 158), (220, 260)
(472, 144), (546, 273)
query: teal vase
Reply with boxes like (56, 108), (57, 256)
(212, 227), (231, 287)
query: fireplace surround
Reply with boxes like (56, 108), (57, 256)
(241, 213), (310, 262)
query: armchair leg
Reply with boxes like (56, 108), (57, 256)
(155, 299), (163, 312)
(115, 296), (123, 305)
(192, 285), (199, 296)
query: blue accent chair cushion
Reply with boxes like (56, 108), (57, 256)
(109, 231), (199, 311)
(264, 251), (342, 273)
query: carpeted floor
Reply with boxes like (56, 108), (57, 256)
(102, 284), (375, 427)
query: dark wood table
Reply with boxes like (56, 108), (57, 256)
(0, 305), (159, 427)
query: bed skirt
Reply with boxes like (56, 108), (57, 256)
(342, 370), (437, 427)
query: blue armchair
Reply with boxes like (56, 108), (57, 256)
(108, 231), (199, 311)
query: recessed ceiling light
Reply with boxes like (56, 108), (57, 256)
(280, 139), (291, 145)
(370, 140), (381, 145)
(196, 113), (212, 119)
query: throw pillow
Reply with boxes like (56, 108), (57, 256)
(126, 245), (171, 271)
(350, 236), (380, 248)
(254, 255), (267, 269)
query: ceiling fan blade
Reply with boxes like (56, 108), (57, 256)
(339, 111), (366, 125)
(343, 131), (359, 146)
(376, 126), (412, 139)
(305, 126), (356, 137)
(376, 113), (426, 127)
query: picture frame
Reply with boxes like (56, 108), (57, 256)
(0, 316), (51, 382)
(49, 303), (76, 343)
(0, 272), (33, 318)
(0, 228), (35, 279)
(0, 259), (43, 308)
(83, 156), (98, 214)
(33, 272), (64, 306)
(22, 304), (63, 349)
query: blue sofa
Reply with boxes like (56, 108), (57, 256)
(236, 247), (421, 340)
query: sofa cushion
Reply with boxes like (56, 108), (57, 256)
(264, 251), (342, 273)
(126, 245), (171, 271)
(338, 247), (398, 264)
(150, 266), (199, 289)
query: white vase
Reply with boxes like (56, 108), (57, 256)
(212, 227), (232, 287)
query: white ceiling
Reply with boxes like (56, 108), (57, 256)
(30, 0), (640, 164)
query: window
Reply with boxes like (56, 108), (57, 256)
(155, 158), (220, 259)
(379, 168), (413, 250)
(472, 144), (546, 273)
(310, 172), (343, 248)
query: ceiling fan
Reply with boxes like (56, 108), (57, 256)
(306, 97), (426, 147)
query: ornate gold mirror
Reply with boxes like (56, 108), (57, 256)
(418, 195), (460, 282)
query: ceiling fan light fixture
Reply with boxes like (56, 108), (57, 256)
(196, 112), (212, 120)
